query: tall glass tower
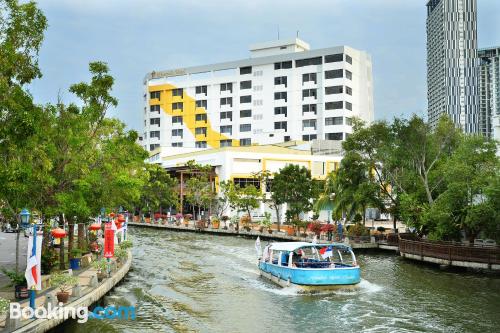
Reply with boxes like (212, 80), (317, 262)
(426, 0), (479, 133)
(478, 47), (500, 140)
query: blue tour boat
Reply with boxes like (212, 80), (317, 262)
(258, 242), (360, 291)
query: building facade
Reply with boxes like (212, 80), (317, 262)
(426, 0), (480, 133)
(142, 39), (374, 153)
(478, 47), (500, 140)
(148, 143), (342, 221)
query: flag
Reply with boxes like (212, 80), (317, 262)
(312, 235), (318, 244)
(255, 236), (261, 257)
(262, 245), (271, 262)
(319, 246), (333, 259)
(25, 233), (43, 290)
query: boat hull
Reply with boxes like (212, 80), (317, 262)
(258, 261), (360, 289)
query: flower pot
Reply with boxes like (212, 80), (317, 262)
(268, 230), (273, 234)
(212, 221), (220, 229)
(286, 227), (294, 236)
(145, 217), (151, 223)
(56, 291), (70, 303)
(69, 258), (81, 270)
(15, 285), (29, 300)
(97, 272), (107, 282)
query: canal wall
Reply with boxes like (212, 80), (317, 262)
(127, 222), (398, 252)
(5, 250), (132, 333)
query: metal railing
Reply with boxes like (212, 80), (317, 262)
(398, 233), (500, 265)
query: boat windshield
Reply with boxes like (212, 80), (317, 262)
(269, 245), (356, 268)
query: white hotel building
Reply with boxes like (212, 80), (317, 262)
(141, 38), (374, 153)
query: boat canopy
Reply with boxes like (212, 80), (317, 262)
(269, 242), (352, 252)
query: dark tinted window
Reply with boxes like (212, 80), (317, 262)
(240, 66), (252, 75)
(296, 57), (322, 67)
(325, 53), (343, 63)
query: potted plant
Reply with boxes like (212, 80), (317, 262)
(0, 297), (9, 317)
(50, 272), (78, 304)
(259, 212), (272, 233)
(114, 247), (128, 264)
(144, 212), (151, 223)
(70, 248), (83, 270)
(184, 214), (192, 227)
(1, 269), (28, 300)
(230, 215), (239, 230)
(307, 221), (323, 237)
(211, 216), (220, 229)
(240, 215), (252, 232)
(92, 258), (108, 281)
(119, 240), (133, 250)
(221, 215), (229, 229)
(175, 213), (183, 226)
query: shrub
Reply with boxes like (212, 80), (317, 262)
(92, 258), (108, 273)
(71, 248), (83, 258)
(1, 268), (26, 286)
(119, 240), (133, 250)
(307, 222), (323, 236)
(321, 224), (335, 233)
(114, 247), (128, 262)
(347, 223), (370, 237)
(377, 226), (386, 233)
(259, 212), (272, 228)
(240, 215), (251, 226)
(50, 272), (78, 293)
(41, 248), (59, 274)
(0, 298), (9, 315)
(353, 213), (363, 223)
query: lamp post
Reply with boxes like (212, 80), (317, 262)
(20, 209), (38, 313)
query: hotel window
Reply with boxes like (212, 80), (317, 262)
(240, 95), (252, 104)
(274, 91), (287, 102)
(302, 73), (317, 84)
(240, 138), (251, 146)
(325, 101), (343, 110)
(195, 127), (207, 136)
(195, 85), (207, 95)
(150, 91), (161, 99)
(302, 89), (317, 99)
(150, 144), (160, 151)
(302, 119), (317, 130)
(345, 70), (352, 80)
(240, 80), (252, 90)
(325, 53), (343, 63)
(172, 88), (183, 97)
(240, 109), (252, 118)
(346, 101), (353, 110)
(195, 141), (207, 148)
(220, 111), (232, 120)
(302, 134), (317, 141)
(302, 104), (317, 114)
(240, 66), (252, 75)
(195, 100), (207, 109)
(172, 142), (183, 147)
(172, 129), (183, 137)
(325, 86), (343, 95)
(274, 76), (287, 87)
(325, 117), (343, 126)
(284, 135), (290, 142)
(220, 139), (232, 147)
(195, 113), (207, 122)
(346, 86), (352, 95)
(325, 69), (343, 79)
(326, 132), (343, 140)
(240, 124), (251, 132)
(274, 61), (292, 70)
(172, 116), (183, 124)
(150, 118), (160, 126)
(274, 121), (287, 131)
(150, 131), (160, 139)
(346, 54), (353, 64)
(172, 102), (183, 110)
(150, 105), (160, 112)
(274, 106), (287, 116)
(233, 178), (260, 190)
(220, 125), (232, 135)
(345, 117), (352, 126)
(220, 97), (233, 107)
(296, 57), (322, 67)
(220, 82), (233, 93)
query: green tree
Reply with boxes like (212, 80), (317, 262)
(272, 164), (313, 222)
(184, 160), (214, 219)
(138, 164), (178, 218)
(223, 180), (262, 230)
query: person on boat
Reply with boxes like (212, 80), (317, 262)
(327, 220), (333, 241)
(338, 221), (344, 241)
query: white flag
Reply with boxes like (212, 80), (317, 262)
(255, 236), (261, 257)
(312, 235), (318, 244)
(25, 234), (43, 290)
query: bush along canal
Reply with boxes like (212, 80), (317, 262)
(56, 227), (500, 333)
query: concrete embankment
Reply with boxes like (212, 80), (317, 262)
(3, 251), (132, 333)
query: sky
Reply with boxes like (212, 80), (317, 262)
(29, 0), (500, 131)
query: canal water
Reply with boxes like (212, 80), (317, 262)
(61, 227), (500, 333)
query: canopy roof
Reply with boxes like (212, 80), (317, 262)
(268, 242), (351, 252)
